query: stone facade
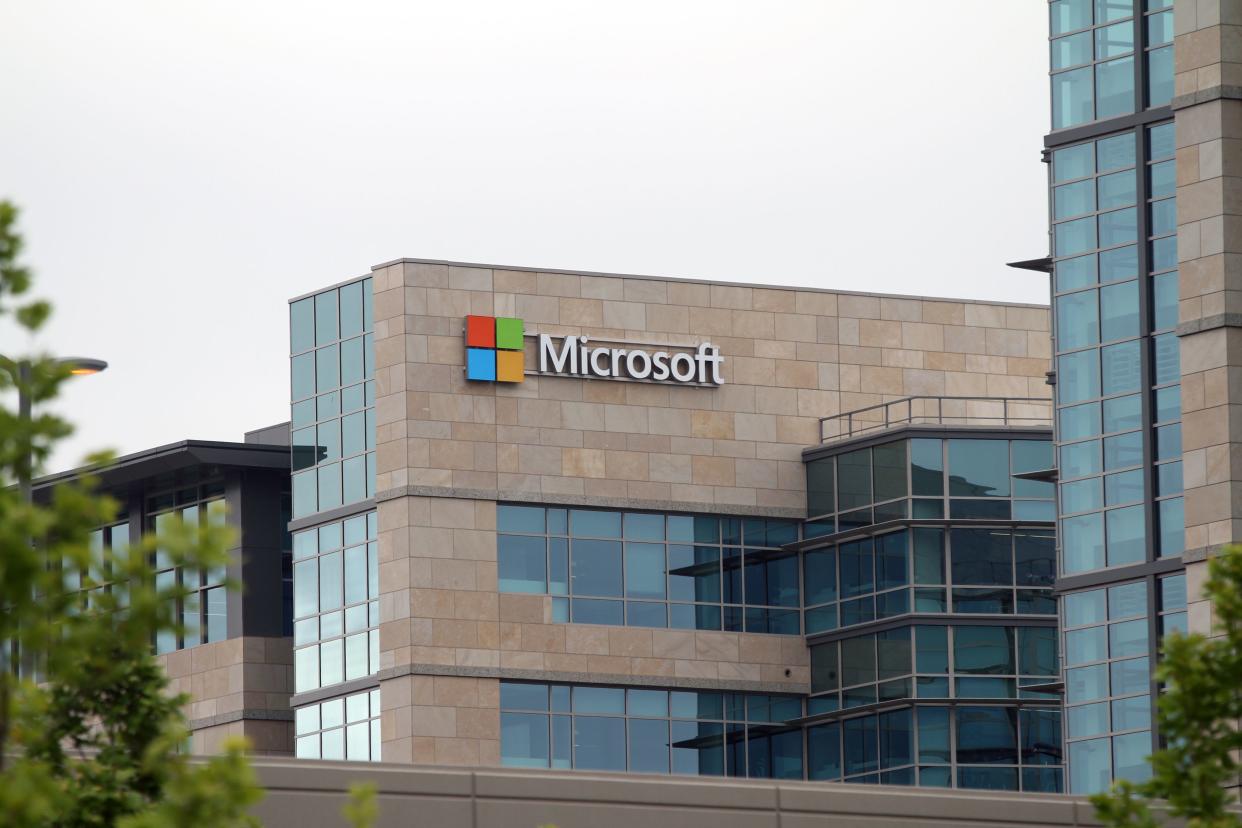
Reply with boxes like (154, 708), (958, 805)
(160, 636), (295, 756)
(368, 258), (1052, 766)
(1173, 0), (1242, 636)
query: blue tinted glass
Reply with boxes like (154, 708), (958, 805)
(1161, 574), (1186, 610)
(1100, 281), (1139, 340)
(1150, 197), (1175, 236)
(291, 298), (315, 353)
(571, 598), (623, 625)
(1099, 206), (1138, 247)
(844, 716), (879, 776)
(954, 627), (1013, 675)
(498, 535), (546, 593)
(1097, 170), (1136, 209)
(1103, 393), (1141, 432)
(624, 543), (666, 599)
(1148, 46), (1173, 106)
(501, 681), (548, 710)
(1148, 123), (1174, 160)
(1051, 0), (1092, 36)
(1055, 179), (1095, 219)
(1111, 657), (1150, 696)
(1150, 160), (1175, 198)
(624, 513), (664, 541)
(1062, 477), (1103, 514)
(1067, 663), (1109, 703)
(1096, 0), (1132, 23)
(1057, 253), (1098, 292)
(1056, 215), (1098, 256)
(571, 510), (621, 538)
(1097, 132), (1136, 171)
(1068, 701), (1110, 738)
(1054, 141), (1094, 182)
(316, 345), (339, 392)
(1018, 627), (1058, 676)
(1156, 457), (1181, 495)
(501, 713), (549, 767)
(1103, 430), (1142, 470)
(1095, 21), (1133, 58)
(1054, 67), (1095, 129)
(1058, 350), (1100, 403)
(951, 529), (1012, 586)
(1096, 56), (1135, 119)
(629, 719), (669, 773)
(1152, 272), (1177, 330)
(1053, 31), (1092, 70)
(1112, 695), (1151, 731)
(571, 540), (622, 597)
(1066, 626), (1108, 666)
(1063, 512), (1105, 573)
(291, 353), (315, 401)
(314, 291), (338, 346)
(1106, 469), (1144, 505)
(339, 281), (364, 339)
(807, 723), (842, 780)
(957, 707), (1017, 765)
(804, 548), (837, 606)
(1060, 439), (1101, 479)
(1057, 291), (1100, 350)
(1070, 737), (1112, 794)
(948, 440), (1010, 497)
(1152, 424), (1182, 464)
(1109, 580), (1147, 619)
(1059, 402), (1100, 440)
(574, 716), (625, 771)
(1099, 244), (1138, 282)
(1107, 501), (1142, 566)
(1110, 618), (1148, 658)
(1065, 588), (1107, 626)
(1102, 340), (1141, 395)
(1153, 333), (1179, 384)
(839, 539), (873, 598)
(1159, 497), (1184, 556)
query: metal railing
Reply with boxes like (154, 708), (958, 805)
(819, 396), (1053, 444)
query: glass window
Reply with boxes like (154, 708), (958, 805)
(954, 627), (1014, 675)
(948, 440), (1010, 498)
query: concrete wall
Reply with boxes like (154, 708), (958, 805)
(249, 758), (1098, 828)
(368, 258), (1052, 767)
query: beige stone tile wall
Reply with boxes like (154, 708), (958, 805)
(369, 258), (1051, 766)
(370, 260), (1051, 514)
(1174, 3), (1242, 628)
(159, 636), (294, 756)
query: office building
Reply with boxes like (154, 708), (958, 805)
(38, 0), (1242, 815)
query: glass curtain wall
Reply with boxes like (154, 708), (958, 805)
(148, 483), (229, 653)
(289, 279), (375, 520)
(1046, 0), (1178, 795)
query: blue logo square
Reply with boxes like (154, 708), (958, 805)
(466, 347), (496, 381)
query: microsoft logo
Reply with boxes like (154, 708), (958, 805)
(464, 315), (525, 382)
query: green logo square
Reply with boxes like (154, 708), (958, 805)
(495, 317), (524, 350)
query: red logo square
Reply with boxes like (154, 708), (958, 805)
(466, 315), (495, 348)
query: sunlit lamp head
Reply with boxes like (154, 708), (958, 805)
(60, 357), (108, 376)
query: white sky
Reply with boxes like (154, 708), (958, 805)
(0, 1), (1051, 471)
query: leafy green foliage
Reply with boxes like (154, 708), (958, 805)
(342, 782), (378, 828)
(0, 200), (263, 826)
(1092, 545), (1242, 828)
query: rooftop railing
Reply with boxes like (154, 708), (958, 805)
(819, 396), (1052, 444)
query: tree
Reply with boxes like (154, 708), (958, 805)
(0, 199), (262, 826)
(1093, 545), (1242, 828)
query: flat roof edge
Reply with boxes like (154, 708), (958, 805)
(365, 257), (1051, 310)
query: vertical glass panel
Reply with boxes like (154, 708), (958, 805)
(1098, 206), (1138, 247)
(1100, 281), (1139, 341)
(314, 291), (339, 346)
(837, 449), (871, 511)
(291, 298), (315, 353)
(1106, 505), (1146, 566)
(1050, 0), (1092, 36)
(1095, 21), (1133, 58)
(1057, 254), (1098, 292)
(1096, 56), (1135, 120)
(624, 543), (666, 599)
(1097, 170), (1136, 210)
(574, 717), (626, 771)
(1055, 214), (1098, 256)
(1053, 67), (1095, 129)
(951, 529), (1013, 586)
(948, 440), (1010, 498)
(339, 281), (364, 339)
(1056, 291), (1099, 351)
(806, 458), (835, 516)
(1059, 350), (1100, 403)
(571, 540), (622, 597)
(1097, 132), (1136, 171)
(872, 442), (907, 502)
(913, 528), (945, 585)
(1148, 45), (1173, 106)
(501, 713), (550, 767)
(1054, 178), (1095, 219)
(807, 723), (842, 780)
(1102, 340), (1141, 395)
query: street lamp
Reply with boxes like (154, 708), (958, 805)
(1, 355), (109, 503)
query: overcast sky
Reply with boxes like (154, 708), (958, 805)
(1, 1), (1051, 471)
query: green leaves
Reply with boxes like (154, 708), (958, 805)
(1093, 545), (1242, 828)
(0, 198), (265, 827)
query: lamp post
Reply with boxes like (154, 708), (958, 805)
(1, 356), (109, 503)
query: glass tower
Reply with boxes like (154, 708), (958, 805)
(1044, 0), (1179, 794)
(288, 278), (383, 762)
